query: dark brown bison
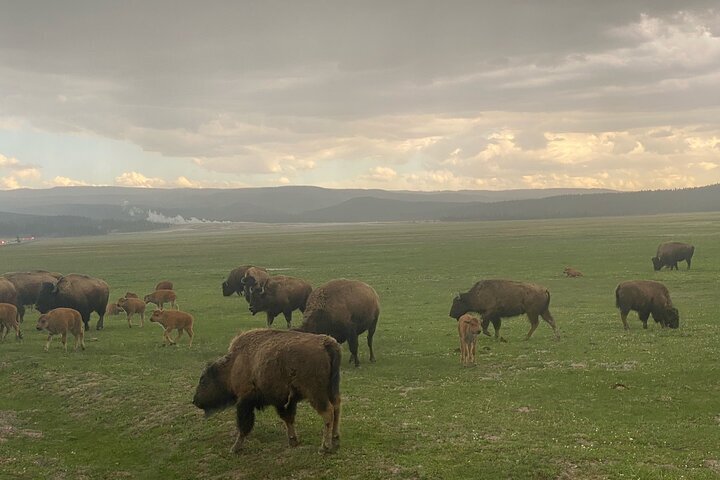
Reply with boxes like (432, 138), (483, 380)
(615, 280), (679, 330)
(3, 270), (63, 322)
(449, 279), (559, 341)
(248, 275), (312, 328)
(192, 329), (341, 454)
(222, 265), (268, 300)
(652, 242), (694, 271)
(155, 281), (173, 291)
(36, 274), (110, 331)
(297, 279), (379, 367)
(0, 278), (18, 308)
(240, 267), (271, 297)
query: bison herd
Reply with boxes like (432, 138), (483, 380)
(0, 240), (694, 454)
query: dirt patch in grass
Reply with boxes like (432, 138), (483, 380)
(0, 410), (43, 443)
(705, 460), (720, 474)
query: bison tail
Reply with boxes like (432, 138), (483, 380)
(614, 285), (621, 309)
(324, 338), (342, 401)
(543, 289), (551, 311)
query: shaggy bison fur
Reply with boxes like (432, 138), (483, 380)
(248, 275), (312, 328)
(192, 329), (342, 454)
(2, 270), (62, 322)
(652, 242), (694, 271)
(297, 279), (380, 367)
(222, 265), (267, 300)
(35, 274), (109, 331)
(615, 280), (679, 330)
(449, 279), (559, 341)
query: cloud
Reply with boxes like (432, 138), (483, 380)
(115, 171), (167, 188)
(0, 176), (20, 189)
(49, 176), (91, 187)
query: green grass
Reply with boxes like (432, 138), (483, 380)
(1, 214), (719, 479)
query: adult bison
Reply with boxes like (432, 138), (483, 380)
(36, 274), (110, 331)
(192, 329), (342, 454)
(3, 270), (63, 322)
(222, 265), (268, 300)
(615, 280), (679, 330)
(449, 279), (559, 341)
(652, 242), (694, 271)
(248, 275), (312, 328)
(297, 279), (379, 367)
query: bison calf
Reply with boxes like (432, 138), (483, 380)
(0, 303), (22, 341)
(154, 281), (173, 291)
(192, 329), (341, 454)
(563, 267), (583, 278)
(144, 289), (178, 310)
(457, 314), (480, 366)
(117, 297), (146, 328)
(150, 309), (194, 346)
(615, 280), (679, 330)
(450, 279), (559, 341)
(35, 307), (85, 352)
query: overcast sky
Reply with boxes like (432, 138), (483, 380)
(1, 1), (719, 191)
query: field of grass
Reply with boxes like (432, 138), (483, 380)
(1, 214), (719, 479)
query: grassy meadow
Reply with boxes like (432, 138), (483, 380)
(1, 214), (719, 479)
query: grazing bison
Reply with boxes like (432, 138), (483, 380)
(155, 281), (173, 291)
(36, 307), (85, 352)
(248, 275), (312, 328)
(222, 265), (267, 299)
(150, 309), (194, 346)
(297, 279), (379, 367)
(563, 267), (583, 278)
(35, 274), (109, 331)
(652, 242), (694, 271)
(615, 280), (679, 330)
(117, 296), (146, 328)
(457, 314), (480, 367)
(0, 303), (22, 341)
(2, 270), (62, 322)
(192, 329), (341, 454)
(106, 302), (124, 316)
(144, 289), (178, 310)
(449, 280), (559, 341)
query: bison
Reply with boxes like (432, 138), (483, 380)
(155, 281), (173, 291)
(248, 275), (312, 328)
(36, 307), (85, 352)
(652, 242), (694, 271)
(117, 296), (146, 328)
(297, 279), (379, 367)
(0, 303), (22, 341)
(2, 270), (62, 322)
(144, 289), (178, 310)
(458, 314), (480, 367)
(449, 279), (559, 341)
(615, 280), (679, 330)
(35, 274), (109, 331)
(563, 267), (583, 278)
(149, 309), (194, 346)
(222, 265), (268, 300)
(0, 278), (18, 308)
(240, 267), (271, 298)
(192, 329), (341, 454)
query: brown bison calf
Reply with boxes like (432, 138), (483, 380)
(458, 314), (480, 366)
(450, 279), (559, 341)
(144, 289), (178, 310)
(124, 292), (139, 299)
(117, 297), (146, 328)
(563, 267), (583, 278)
(150, 309), (194, 346)
(615, 280), (679, 330)
(106, 302), (124, 316)
(154, 281), (173, 291)
(0, 303), (22, 341)
(192, 329), (342, 454)
(35, 307), (85, 352)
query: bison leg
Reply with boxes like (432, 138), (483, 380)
(175, 329), (184, 344)
(232, 398), (256, 454)
(266, 312), (275, 328)
(540, 310), (560, 340)
(331, 397), (341, 449)
(282, 310), (292, 329)
(480, 316), (492, 336)
(367, 320), (377, 363)
(96, 310), (105, 330)
(44, 334), (53, 352)
(77, 331), (85, 351)
(0, 325), (7, 341)
(639, 311), (650, 329)
(126, 313), (133, 328)
(140, 312), (144, 328)
(61, 332), (68, 352)
(620, 310), (630, 331)
(686, 258), (691, 270)
(525, 314), (540, 340)
(469, 337), (477, 364)
(347, 334), (360, 367)
(186, 327), (194, 347)
(459, 336), (466, 365)
(18, 305), (25, 323)
(275, 401), (299, 447)
(312, 401), (336, 454)
(15, 325), (23, 341)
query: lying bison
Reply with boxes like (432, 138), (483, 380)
(192, 329), (341, 453)
(652, 242), (694, 271)
(449, 279), (559, 341)
(3, 270), (63, 322)
(222, 265), (268, 300)
(615, 280), (679, 330)
(36, 274), (109, 331)
(297, 279), (379, 367)
(248, 275), (312, 328)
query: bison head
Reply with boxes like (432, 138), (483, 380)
(221, 280), (235, 297)
(449, 294), (470, 320)
(192, 361), (236, 416)
(665, 307), (680, 329)
(248, 285), (269, 315)
(651, 256), (662, 271)
(35, 281), (59, 314)
(36, 313), (49, 331)
(143, 294), (152, 303)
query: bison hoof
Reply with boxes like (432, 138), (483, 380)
(288, 437), (299, 447)
(499, 337), (508, 343)
(482, 330), (491, 337)
(319, 444), (337, 454)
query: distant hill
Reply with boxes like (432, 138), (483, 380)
(0, 184), (719, 236)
